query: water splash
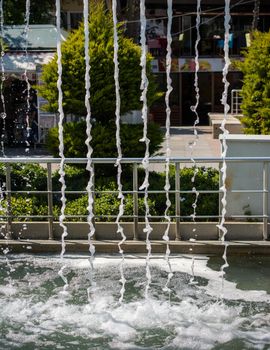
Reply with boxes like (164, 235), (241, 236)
(0, 0), (6, 156)
(217, 0), (231, 295)
(83, 0), (95, 297)
(56, 0), (68, 290)
(23, 0), (31, 150)
(112, 0), (126, 304)
(139, 0), (153, 299)
(162, 0), (173, 294)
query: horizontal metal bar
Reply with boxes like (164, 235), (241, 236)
(1, 156), (270, 164)
(3, 214), (266, 220)
(9, 189), (267, 196)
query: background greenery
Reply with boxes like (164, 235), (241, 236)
(237, 31), (270, 134)
(2, 0), (54, 25)
(0, 163), (219, 222)
(46, 121), (163, 158)
(38, 2), (160, 123)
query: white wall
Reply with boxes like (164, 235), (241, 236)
(222, 135), (270, 219)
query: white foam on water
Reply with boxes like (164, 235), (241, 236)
(4, 254), (270, 303)
(0, 255), (269, 349)
(0, 284), (17, 296)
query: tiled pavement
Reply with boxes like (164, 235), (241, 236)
(2, 126), (221, 172)
(150, 126), (221, 171)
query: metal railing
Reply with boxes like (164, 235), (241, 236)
(231, 89), (243, 115)
(0, 156), (269, 241)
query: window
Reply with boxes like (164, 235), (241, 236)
(61, 11), (83, 30)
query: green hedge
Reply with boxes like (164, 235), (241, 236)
(0, 163), (47, 191)
(0, 163), (219, 222)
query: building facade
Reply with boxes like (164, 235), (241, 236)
(2, 0), (269, 145)
(58, 0), (270, 126)
(0, 25), (67, 144)
(144, 0), (270, 125)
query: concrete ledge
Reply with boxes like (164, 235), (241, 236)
(1, 239), (270, 255)
(5, 221), (267, 241)
(208, 113), (243, 139)
(212, 119), (243, 139)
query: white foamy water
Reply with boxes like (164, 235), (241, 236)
(0, 255), (269, 350)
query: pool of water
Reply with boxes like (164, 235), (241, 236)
(0, 253), (269, 349)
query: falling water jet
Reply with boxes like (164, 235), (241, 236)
(0, 0), (6, 156)
(162, 0), (173, 294)
(83, 0), (96, 298)
(56, 0), (68, 291)
(139, 0), (153, 299)
(0, 1), (13, 279)
(23, 0), (31, 152)
(112, 0), (127, 304)
(217, 0), (231, 298)
(188, 0), (201, 285)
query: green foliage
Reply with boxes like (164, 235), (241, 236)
(52, 164), (88, 191)
(0, 162), (219, 222)
(0, 163), (47, 191)
(177, 167), (219, 219)
(0, 196), (47, 221)
(141, 166), (219, 220)
(3, 0), (54, 25)
(237, 31), (270, 134)
(53, 182), (157, 222)
(46, 121), (163, 158)
(38, 2), (160, 122)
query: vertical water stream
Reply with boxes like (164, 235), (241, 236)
(0, 0), (6, 156)
(56, 0), (68, 289)
(139, 0), (153, 298)
(83, 0), (95, 296)
(112, 0), (126, 303)
(23, 0), (31, 150)
(0, 0), (10, 278)
(189, 0), (201, 284)
(162, 0), (173, 293)
(218, 0), (231, 294)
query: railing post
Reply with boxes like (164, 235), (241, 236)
(263, 161), (269, 240)
(5, 164), (12, 239)
(47, 163), (54, 240)
(92, 164), (96, 240)
(218, 161), (222, 240)
(175, 162), (181, 240)
(133, 162), (139, 240)
(231, 90), (234, 115)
